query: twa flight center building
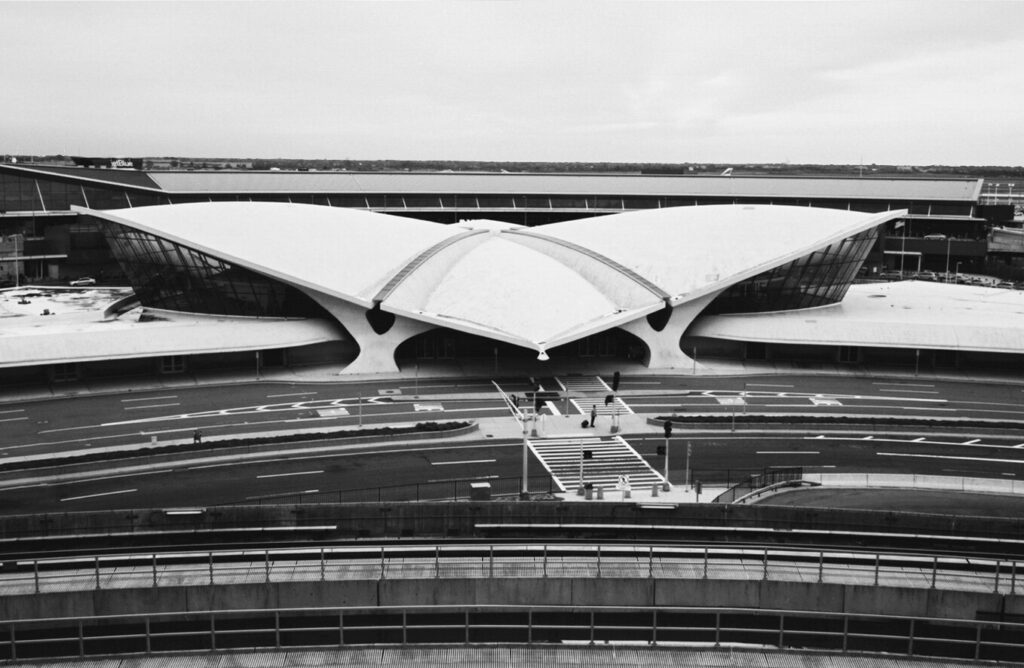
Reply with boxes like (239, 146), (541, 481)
(5, 200), (1024, 384)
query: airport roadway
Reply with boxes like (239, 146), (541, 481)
(1, 374), (1023, 514)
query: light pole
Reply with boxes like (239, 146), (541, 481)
(684, 441), (692, 490)
(577, 438), (585, 495)
(955, 261), (962, 283)
(521, 415), (530, 500)
(944, 237), (952, 283)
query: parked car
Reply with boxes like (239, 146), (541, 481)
(69, 277), (96, 286)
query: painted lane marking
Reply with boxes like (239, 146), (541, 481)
(61, 489), (136, 502)
(0, 417), (28, 423)
(873, 382), (935, 388)
(246, 490), (318, 500)
(756, 451), (820, 455)
(124, 403), (181, 411)
(121, 395), (177, 402)
(0, 409), (25, 414)
(266, 392), (318, 398)
(414, 403), (445, 412)
(913, 437), (926, 442)
(256, 470), (324, 479)
(431, 459), (496, 466)
(962, 439), (981, 445)
(879, 452), (1024, 466)
(747, 383), (794, 388)
(877, 389), (940, 394)
(428, 474), (500, 484)
(862, 436), (874, 440)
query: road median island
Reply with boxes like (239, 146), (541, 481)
(650, 414), (1024, 433)
(0, 421), (477, 475)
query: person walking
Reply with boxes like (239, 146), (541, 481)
(590, 405), (597, 428)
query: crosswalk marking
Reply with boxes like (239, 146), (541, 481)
(527, 435), (664, 492)
(570, 398), (632, 417)
(557, 375), (634, 416)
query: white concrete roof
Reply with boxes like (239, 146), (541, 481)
(535, 205), (900, 303)
(689, 281), (1024, 354)
(76, 202), (462, 307)
(82, 202), (898, 355)
(0, 305), (340, 368)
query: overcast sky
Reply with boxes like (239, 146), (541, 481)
(4, 1), (1023, 165)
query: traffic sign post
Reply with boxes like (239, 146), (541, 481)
(662, 420), (672, 491)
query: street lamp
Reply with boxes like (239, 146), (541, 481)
(944, 237), (952, 283)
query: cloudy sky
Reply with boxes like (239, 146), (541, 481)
(4, 1), (1023, 165)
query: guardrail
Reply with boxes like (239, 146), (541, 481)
(712, 468), (803, 504)
(2, 604), (1023, 662)
(1, 543), (1020, 597)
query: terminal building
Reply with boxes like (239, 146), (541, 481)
(0, 163), (1014, 287)
(3, 199), (1024, 386)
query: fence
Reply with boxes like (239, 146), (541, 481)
(2, 604), (1023, 662)
(2, 543), (1020, 597)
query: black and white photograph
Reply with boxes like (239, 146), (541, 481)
(2, 1), (1024, 665)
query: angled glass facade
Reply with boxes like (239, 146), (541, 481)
(102, 222), (329, 318)
(703, 228), (878, 315)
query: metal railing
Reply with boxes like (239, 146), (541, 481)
(712, 467), (803, 504)
(2, 543), (1020, 597)
(2, 604), (1023, 662)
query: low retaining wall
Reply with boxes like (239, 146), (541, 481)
(1, 577), (1018, 624)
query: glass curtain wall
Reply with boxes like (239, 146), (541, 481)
(704, 228), (878, 315)
(102, 222), (329, 318)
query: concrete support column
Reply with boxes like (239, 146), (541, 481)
(307, 294), (433, 375)
(620, 292), (721, 370)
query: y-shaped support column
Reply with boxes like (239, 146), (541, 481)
(308, 295), (433, 375)
(620, 292), (720, 371)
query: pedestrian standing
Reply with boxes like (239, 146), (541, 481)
(193, 429), (202, 445)
(590, 405), (597, 428)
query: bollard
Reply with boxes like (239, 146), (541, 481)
(652, 484), (659, 497)
(597, 487), (604, 500)
(624, 489), (631, 499)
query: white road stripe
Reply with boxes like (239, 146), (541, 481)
(757, 451), (820, 455)
(873, 382), (935, 387)
(748, 383), (794, 388)
(0, 417), (28, 423)
(877, 389), (940, 394)
(61, 488), (136, 502)
(879, 452), (1024, 466)
(266, 392), (318, 398)
(246, 490), (318, 500)
(124, 403), (181, 411)
(962, 439), (981, 445)
(431, 459), (496, 466)
(121, 395), (177, 402)
(256, 470), (323, 479)
(0, 409), (25, 414)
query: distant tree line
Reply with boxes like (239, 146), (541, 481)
(8, 154), (1024, 181)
